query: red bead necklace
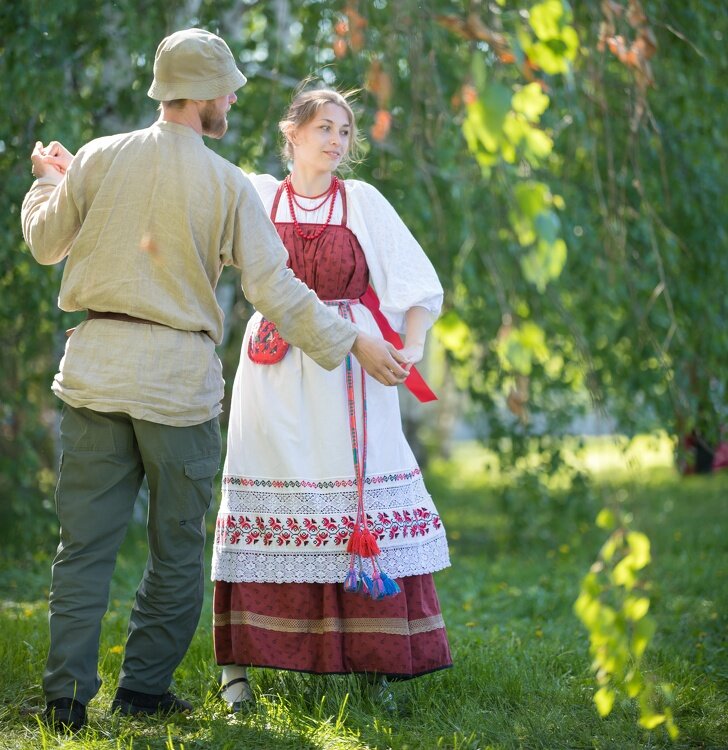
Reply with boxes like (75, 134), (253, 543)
(288, 178), (334, 211)
(284, 175), (339, 241)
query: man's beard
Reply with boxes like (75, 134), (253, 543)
(200, 102), (228, 139)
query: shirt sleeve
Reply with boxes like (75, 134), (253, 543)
(230, 174), (357, 370)
(21, 171), (82, 265)
(345, 181), (443, 333)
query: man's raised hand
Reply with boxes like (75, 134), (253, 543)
(31, 140), (75, 182)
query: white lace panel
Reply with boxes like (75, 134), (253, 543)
(212, 471), (451, 584)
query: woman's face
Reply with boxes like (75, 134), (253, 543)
(290, 102), (351, 174)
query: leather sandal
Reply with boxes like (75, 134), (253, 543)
(219, 675), (254, 712)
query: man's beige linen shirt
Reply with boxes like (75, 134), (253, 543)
(21, 121), (356, 426)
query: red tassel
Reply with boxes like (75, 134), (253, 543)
(346, 527), (381, 557)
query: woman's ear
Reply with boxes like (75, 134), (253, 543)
(282, 123), (298, 148)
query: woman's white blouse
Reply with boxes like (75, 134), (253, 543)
(248, 173), (444, 334)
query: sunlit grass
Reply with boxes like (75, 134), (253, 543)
(572, 432), (676, 476)
(0, 434), (726, 749)
(431, 431), (677, 487)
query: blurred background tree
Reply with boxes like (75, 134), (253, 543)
(1, 0), (726, 550)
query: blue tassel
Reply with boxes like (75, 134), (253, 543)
(379, 571), (401, 597)
(344, 567), (360, 593)
(343, 555), (401, 600)
(370, 574), (386, 600)
(360, 571), (373, 596)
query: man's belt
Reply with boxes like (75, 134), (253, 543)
(86, 310), (166, 326)
(65, 310), (169, 337)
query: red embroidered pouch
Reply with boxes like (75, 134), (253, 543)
(247, 317), (290, 364)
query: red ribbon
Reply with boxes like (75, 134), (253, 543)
(359, 286), (438, 403)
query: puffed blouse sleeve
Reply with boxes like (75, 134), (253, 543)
(345, 180), (443, 334)
(241, 171), (281, 213)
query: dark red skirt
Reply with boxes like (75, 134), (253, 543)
(213, 573), (452, 678)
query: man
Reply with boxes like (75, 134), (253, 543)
(22, 28), (408, 732)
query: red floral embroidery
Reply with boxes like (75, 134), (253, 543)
(215, 507), (442, 548)
(334, 530), (348, 545)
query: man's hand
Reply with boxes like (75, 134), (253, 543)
(351, 332), (409, 386)
(31, 140), (75, 182)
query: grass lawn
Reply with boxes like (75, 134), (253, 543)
(0, 435), (726, 749)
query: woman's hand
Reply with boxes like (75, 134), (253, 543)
(399, 306), (432, 371)
(398, 344), (424, 371)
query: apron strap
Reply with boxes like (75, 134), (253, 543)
(270, 181), (286, 222)
(339, 180), (348, 227)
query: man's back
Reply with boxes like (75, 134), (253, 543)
(21, 120), (260, 426)
(24, 120), (247, 343)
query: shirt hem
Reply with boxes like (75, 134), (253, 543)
(52, 391), (221, 427)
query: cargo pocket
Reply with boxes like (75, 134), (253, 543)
(184, 454), (220, 481)
(181, 454), (220, 521)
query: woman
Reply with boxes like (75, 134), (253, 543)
(212, 88), (451, 710)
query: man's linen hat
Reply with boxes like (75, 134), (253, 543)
(147, 28), (246, 101)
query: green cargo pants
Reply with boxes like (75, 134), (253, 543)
(44, 404), (221, 705)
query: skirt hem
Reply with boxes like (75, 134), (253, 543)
(213, 660), (453, 681)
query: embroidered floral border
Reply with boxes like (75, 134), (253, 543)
(215, 506), (442, 549)
(222, 467), (422, 492)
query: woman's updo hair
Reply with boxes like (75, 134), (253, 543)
(279, 87), (364, 171)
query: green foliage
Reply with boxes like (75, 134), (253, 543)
(2, 0), (727, 674)
(1, 6), (723, 747)
(437, 0), (727, 451)
(494, 456), (599, 550)
(0, 0), (181, 548)
(523, 0), (579, 74)
(575, 504), (679, 739)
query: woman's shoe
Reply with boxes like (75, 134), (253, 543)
(363, 674), (398, 714)
(219, 668), (254, 713)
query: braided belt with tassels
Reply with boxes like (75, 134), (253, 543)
(326, 299), (401, 601)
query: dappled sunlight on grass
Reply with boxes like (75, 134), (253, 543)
(569, 432), (676, 478)
(0, 434), (726, 748)
(432, 431), (677, 488)
(0, 599), (47, 618)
